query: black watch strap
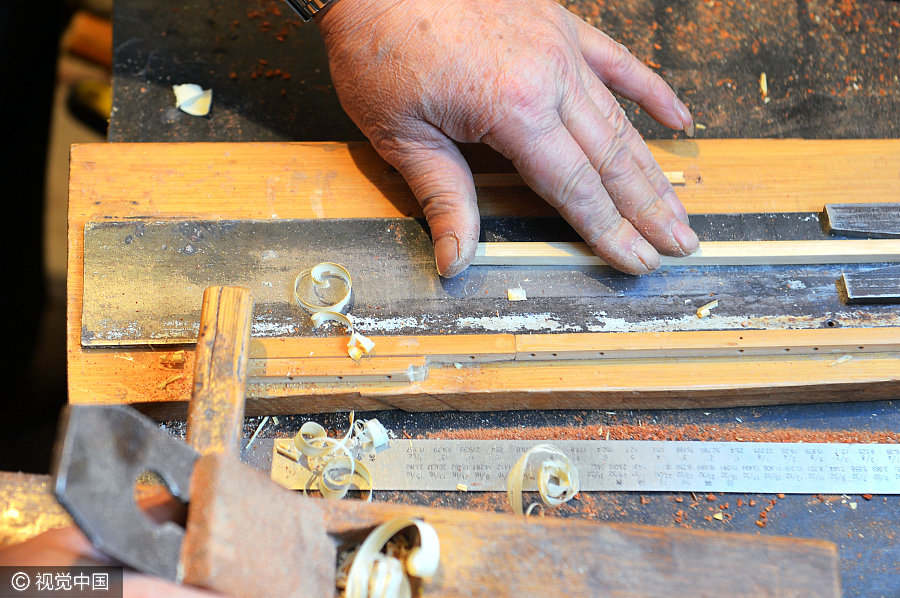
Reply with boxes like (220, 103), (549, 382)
(284, 0), (335, 21)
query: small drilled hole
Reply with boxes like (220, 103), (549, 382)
(551, 353), (558, 357)
(530, 353), (537, 357)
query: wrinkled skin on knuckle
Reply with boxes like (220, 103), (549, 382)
(551, 161), (596, 211)
(364, 119), (421, 160)
(420, 193), (466, 223)
(608, 102), (633, 139)
(583, 209), (625, 250)
(632, 194), (666, 231)
(595, 136), (632, 182)
(322, 0), (589, 151)
(644, 71), (671, 102)
(605, 39), (637, 81)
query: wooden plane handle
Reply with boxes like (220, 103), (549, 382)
(317, 498), (840, 597)
(186, 286), (253, 456)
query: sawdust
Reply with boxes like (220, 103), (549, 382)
(424, 423), (900, 444)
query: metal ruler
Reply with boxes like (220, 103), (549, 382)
(271, 439), (900, 494)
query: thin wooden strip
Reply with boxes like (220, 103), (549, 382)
(250, 334), (516, 362)
(473, 240), (900, 267)
(515, 328), (900, 360)
(251, 328), (900, 363)
(247, 356), (427, 384)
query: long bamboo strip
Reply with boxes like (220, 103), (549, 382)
(473, 240), (900, 267)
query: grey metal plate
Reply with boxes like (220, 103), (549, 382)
(82, 218), (900, 346)
(840, 266), (900, 304)
(824, 203), (900, 238)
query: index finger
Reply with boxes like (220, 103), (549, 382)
(574, 19), (694, 135)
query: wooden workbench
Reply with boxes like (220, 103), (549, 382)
(67, 139), (900, 416)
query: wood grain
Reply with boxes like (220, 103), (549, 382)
(247, 328), (900, 362)
(319, 497), (841, 598)
(0, 471), (840, 597)
(513, 327), (900, 360)
(236, 353), (900, 416)
(186, 287), (252, 455)
(250, 334), (517, 362)
(66, 141), (900, 415)
(474, 240), (900, 267)
(248, 356), (427, 383)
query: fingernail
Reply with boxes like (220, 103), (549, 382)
(631, 237), (660, 272)
(434, 232), (461, 277)
(664, 190), (690, 225)
(671, 220), (700, 255)
(673, 96), (695, 137)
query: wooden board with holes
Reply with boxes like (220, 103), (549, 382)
(67, 140), (900, 417)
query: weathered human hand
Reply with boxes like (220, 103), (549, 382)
(318, 0), (698, 276)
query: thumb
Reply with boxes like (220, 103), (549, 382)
(375, 130), (480, 278)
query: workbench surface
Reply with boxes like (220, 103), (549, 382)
(102, 1), (900, 595)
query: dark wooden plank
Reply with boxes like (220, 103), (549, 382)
(838, 266), (900, 304)
(319, 497), (842, 598)
(0, 470), (842, 597)
(823, 203), (900, 238)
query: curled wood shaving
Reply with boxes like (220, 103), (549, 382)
(295, 262), (375, 360)
(345, 518), (440, 598)
(506, 444), (580, 516)
(294, 262), (353, 314)
(354, 418), (390, 454)
(281, 412), (390, 501)
(157, 374), (184, 390)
